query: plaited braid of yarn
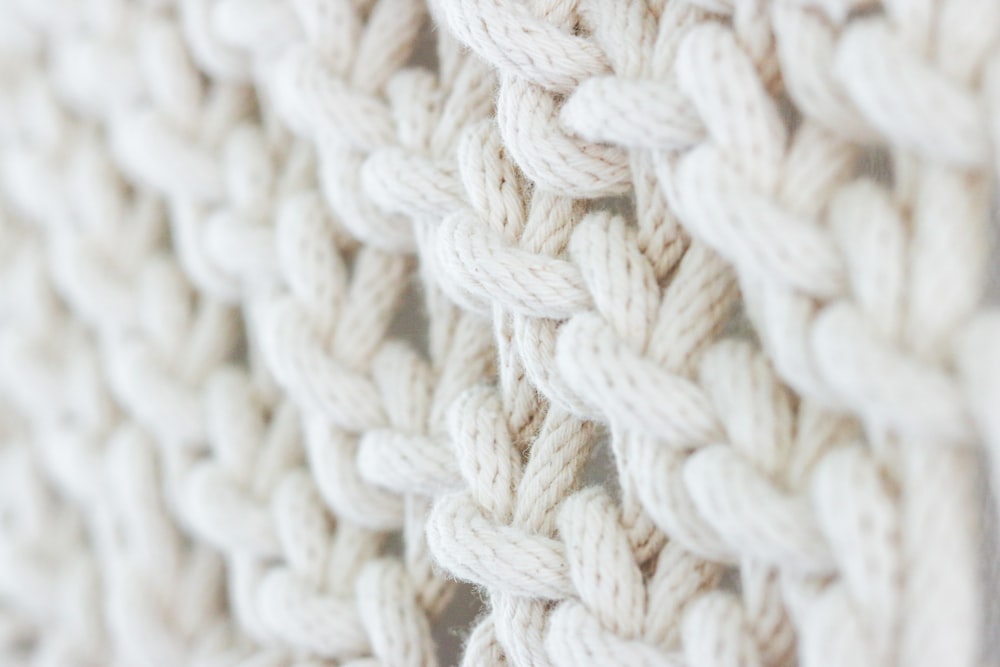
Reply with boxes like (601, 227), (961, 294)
(257, 0), (432, 254)
(368, 4), (732, 663)
(364, 107), (687, 666)
(122, 0), (497, 663)
(426, 322), (595, 667)
(0, 6), (244, 665)
(186, 0), (505, 663)
(249, 193), (493, 661)
(0, 222), (109, 666)
(109, 22), (379, 658)
(89, 7), (355, 664)
(663, 8), (988, 667)
(365, 5), (707, 569)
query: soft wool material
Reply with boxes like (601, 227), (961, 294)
(0, 1), (997, 666)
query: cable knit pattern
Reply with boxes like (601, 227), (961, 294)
(0, 1), (998, 666)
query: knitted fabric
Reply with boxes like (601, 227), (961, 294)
(0, 1), (997, 666)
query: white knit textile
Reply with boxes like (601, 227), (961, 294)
(0, 0), (998, 666)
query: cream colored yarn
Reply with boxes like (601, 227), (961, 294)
(0, 0), (998, 666)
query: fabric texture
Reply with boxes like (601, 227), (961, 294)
(0, 1), (998, 666)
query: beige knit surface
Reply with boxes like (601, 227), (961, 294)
(1, 1), (999, 666)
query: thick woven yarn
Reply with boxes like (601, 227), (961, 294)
(1, 0), (999, 666)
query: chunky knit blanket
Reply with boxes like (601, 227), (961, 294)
(1, 1), (999, 666)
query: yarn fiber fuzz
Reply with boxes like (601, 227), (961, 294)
(0, 1), (998, 666)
